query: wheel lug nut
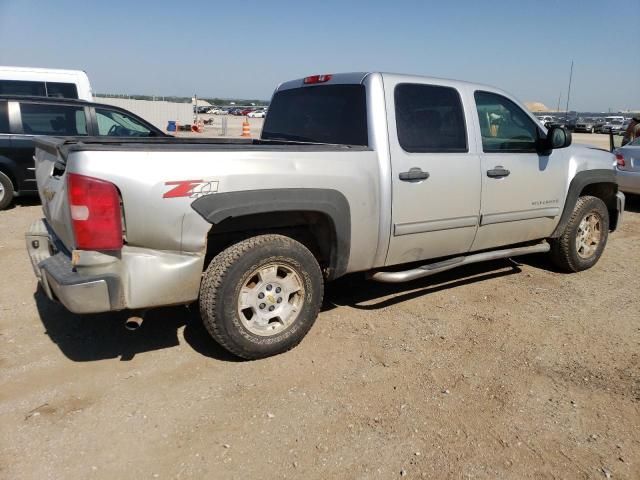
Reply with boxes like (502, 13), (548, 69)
(268, 305), (275, 312)
(266, 284), (272, 291)
(277, 297), (282, 303)
(259, 303), (266, 309)
(258, 292), (264, 299)
(275, 287), (281, 293)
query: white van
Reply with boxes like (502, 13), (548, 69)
(0, 66), (93, 101)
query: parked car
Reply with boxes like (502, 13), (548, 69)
(615, 137), (640, 194)
(537, 115), (556, 127)
(574, 117), (598, 133)
(0, 95), (165, 210)
(601, 116), (625, 134)
(240, 108), (254, 116)
(26, 72), (623, 359)
(613, 119), (630, 136)
(248, 109), (266, 118)
(593, 118), (607, 133)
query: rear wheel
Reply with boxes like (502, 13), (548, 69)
(549, 196), (609, 272)
(199, 234), (324, 359)
(0, 172), (15, 211)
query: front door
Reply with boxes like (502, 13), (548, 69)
(471, 90), (567, 251)
(384, 77), (482, 266)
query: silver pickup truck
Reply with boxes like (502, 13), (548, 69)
(26, 72), (624, 359)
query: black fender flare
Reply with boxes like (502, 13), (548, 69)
(550, 169), (618, 238)
(191, 188), (351, 278)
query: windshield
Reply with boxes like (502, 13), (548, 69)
(262, 85), (368, 145)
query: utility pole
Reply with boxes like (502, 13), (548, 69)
(565, 60), (574, 120)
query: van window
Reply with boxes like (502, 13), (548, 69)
(20, 103), (87, 135)
(95, 108), (153, 136)
(0, 80), (46, 97)
(394, 84), (468, 152)
(0, 102), (9, 133)
(46, 82), (79, 99)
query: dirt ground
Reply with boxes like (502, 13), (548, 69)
(1, 172), (639, 478)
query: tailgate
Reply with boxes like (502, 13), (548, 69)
(34, 137), (75, 250)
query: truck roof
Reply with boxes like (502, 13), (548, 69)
(276, 72), (504, 94)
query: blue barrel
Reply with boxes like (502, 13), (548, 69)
(167, 120), (177, 132)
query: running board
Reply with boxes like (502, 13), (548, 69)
(370, 242), (550, 283)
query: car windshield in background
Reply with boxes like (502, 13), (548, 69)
(261, 85), (368, 146)
(95, 108), (153, 136)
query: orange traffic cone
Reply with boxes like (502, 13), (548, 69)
(241, 117), (251, 137)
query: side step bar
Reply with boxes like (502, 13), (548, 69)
(370, 242), (550, 283)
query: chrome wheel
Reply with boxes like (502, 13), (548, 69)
(0, 183), (4, 202)
(576, 212), (601, 259)
(237, 263), (305, 336)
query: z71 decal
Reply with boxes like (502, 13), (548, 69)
(163, 180), (219, 199)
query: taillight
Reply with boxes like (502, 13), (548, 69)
(67, 173), (123, 250)
(303, 74), (332, 84)
(615, 153), (625, 167)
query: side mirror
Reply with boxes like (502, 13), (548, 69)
(548, 126), (572, 149)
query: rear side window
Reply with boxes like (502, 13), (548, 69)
(0, 102), (9, 133)
(46, 82), (79, 99)
(0, 80), (46, 96)
(20, 103), (87, 135)
(95, 108), (154, 136)
(394, 84), (468, 153)
(262, 85), (368, 146)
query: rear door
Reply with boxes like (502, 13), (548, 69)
(11, 101), (90, 192)
(383, 76), (482, 265)
(470, 90), (567, 251)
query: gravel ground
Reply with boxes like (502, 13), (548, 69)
(0, 143), (638, 479)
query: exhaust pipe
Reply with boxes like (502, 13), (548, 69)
(124, 312), (145, 331)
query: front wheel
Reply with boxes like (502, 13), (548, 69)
(199, 234), (324, 359)
(549, 196), (609, 272)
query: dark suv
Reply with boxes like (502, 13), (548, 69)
(0, 96), (165, 210)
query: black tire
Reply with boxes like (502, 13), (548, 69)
(549, 195), (609, 272)
(0, 171), (15, 211)
(199, 234), (324, 359)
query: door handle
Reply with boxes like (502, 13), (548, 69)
(399, 167), (430, 182)
(486, 166), (510, 178)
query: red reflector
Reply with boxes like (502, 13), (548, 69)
(615, 153), (625, 167)
(303, 74), (332, 84)
(67, 173), (123, 250)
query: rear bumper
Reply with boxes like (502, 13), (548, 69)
(26, 219), (205, 314)
(26, 219), (123, 313)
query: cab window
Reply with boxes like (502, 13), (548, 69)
(475, 91), (539, 152)
(20, 103), (87, 135)
(395, 83), (468, 152)
(95, 108), (153, 136)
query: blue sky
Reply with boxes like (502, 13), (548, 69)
(0, 0), (638, 111)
